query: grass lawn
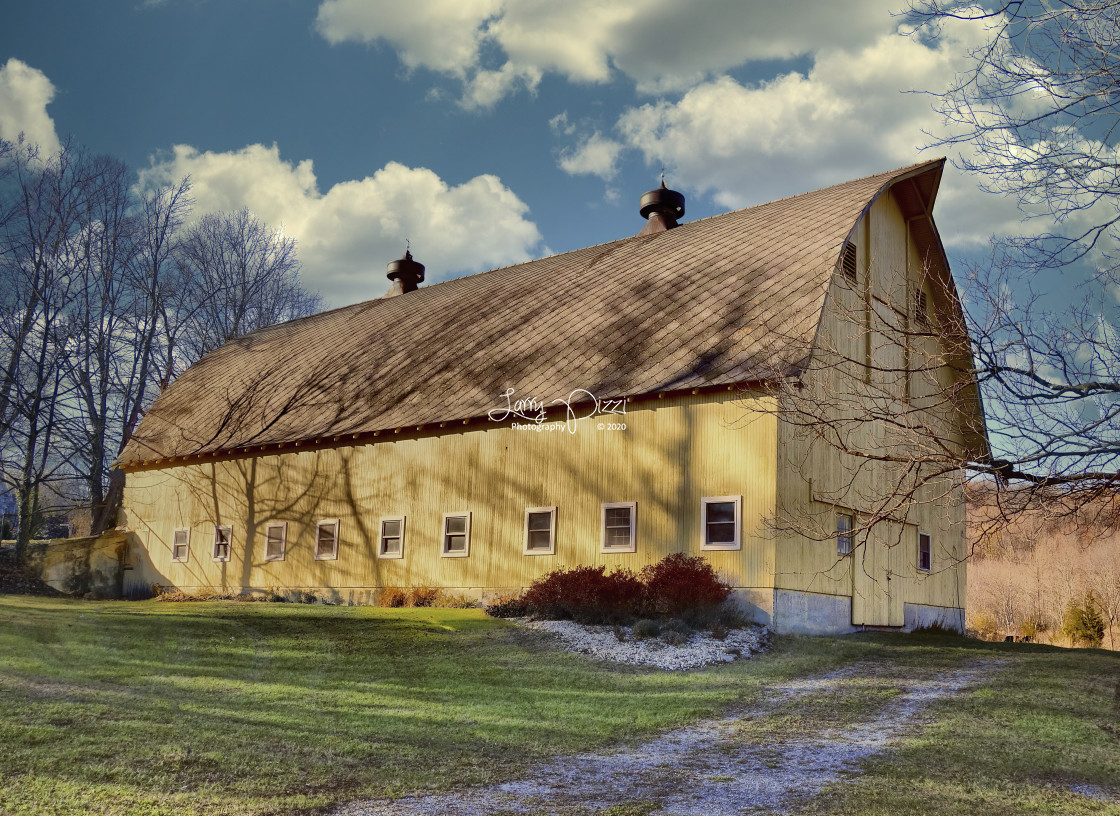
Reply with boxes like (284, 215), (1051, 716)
(0, 596), (1116, 815)
(801, 643), (1120, 816)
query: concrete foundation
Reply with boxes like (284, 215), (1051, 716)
(903, 602), (965, 633)
(773, 589), (858, 635)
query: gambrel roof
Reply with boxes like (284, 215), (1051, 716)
(120, 159), (958, 468)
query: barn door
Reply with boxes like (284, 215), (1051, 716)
(851, 523), (903, 626)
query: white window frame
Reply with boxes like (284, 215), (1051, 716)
(314, 518), (340, 561)
(378, 515), (406, 559)
(171, 527), (190, 562)
(441, 512), (471, 558)
(523, 506), (557, 555)
(264, 522), (287, 562)
(600, 501), (637, 553)
(700, 495), (741, 551)
(212, 525), (232, 562)
(836, 511), (854, 556)
(918, 531), (932, 572)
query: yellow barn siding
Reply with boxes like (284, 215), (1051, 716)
(773, 191), (968, 623)
(122, 390), (778, 598)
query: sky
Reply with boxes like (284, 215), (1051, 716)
(0, 0), (1048, 308)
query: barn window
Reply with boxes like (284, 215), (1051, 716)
(836, 513), (853, 555)
(315, 519), (340, 560)
(601, 502), (637, 553)
(264, 522), (287, 561)
(918, 532), (932, 572)
(842, 242), (858, 284)
(915, 289), (932, 328)
(379, 516), (405, 559)
(171, 528), (190, 562)
(524, 507), (557, 555)
(701, 496), (741, 551)
(212, 525), (232, 561)
(442, 513), (471, 557)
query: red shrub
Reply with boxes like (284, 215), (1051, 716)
(640, 553), (731, 617)
(522, 565), (644, 623)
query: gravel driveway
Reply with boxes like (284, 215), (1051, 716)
(330, 658), (1002, 816)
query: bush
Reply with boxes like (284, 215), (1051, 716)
(408, 586), (441, 607)
(640, 553), (731, 617)
(659, 620), (693, 646)
(1060, 593), (1105, 648)
(681, 601), (749, 630)
(968, 611), (1000, 641)
(489, 555), (742, 625)
(521, 565), (644, 624)
(379, 586), (478, 609)
(1018, 614), (1049, 641)
(378, 587), (408, 608)
(436, 592), (479, 609)
(485, 594), (530, 618)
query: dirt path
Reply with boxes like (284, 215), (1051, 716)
(331, 658), (1002, 816)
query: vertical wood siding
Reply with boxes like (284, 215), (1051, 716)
(774, 190), (968, 624)
(122, 391), (778, 599)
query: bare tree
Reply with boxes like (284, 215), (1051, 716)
(903, 2), (1120, 525)
(0, 136), (323, 549)
(175, 209), (322, 368)
(912, 1), (1120, 282)
(0, 139), (90, 560)
(85, 177), (195, 534)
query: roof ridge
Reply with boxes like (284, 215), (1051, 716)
(247, 159), (946, 340)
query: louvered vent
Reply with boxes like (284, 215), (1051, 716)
(842, 242), (857, 283)
(915, 289), (931, 327)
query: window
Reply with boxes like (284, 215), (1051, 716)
(524, 507), (557, 555)
(212, 525), (232, 561)
(264, 522), (287, 561)
(441, 512), (471, 557)
(836, 512), (853, 555)
(171, 528), (190, 562)
(701, 496), (741, 551)
(315, 519), (340, 560)
(918, 532), (932, 572)
(842, 241), (858, 284)
(379, 516), (405, 559)
(915, 289), (932, 328)
(601, 502), (636, 553)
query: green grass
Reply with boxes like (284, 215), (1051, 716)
(0, 596), (865, 816)
(0, 597), (1115, 816)
(799, 639), (1120, 816)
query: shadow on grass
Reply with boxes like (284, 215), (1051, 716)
(0, 597), (835, 816)
(6, 598), (1109, 816)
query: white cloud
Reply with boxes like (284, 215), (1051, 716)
(315, 0), (503, 75)
(139, 144), (542, 306)
(558, 132), (623, 179)
(0, 58), (61, 155)
(549, 111), (575, 136)
(608, 19), (1033, 248)
(313, 0), (899, 107)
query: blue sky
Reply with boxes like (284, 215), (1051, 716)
(0, 0), (1052, 307)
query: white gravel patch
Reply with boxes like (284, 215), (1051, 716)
(518, 619), (769, 670)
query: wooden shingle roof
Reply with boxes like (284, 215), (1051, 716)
(119, 159), (946, 468)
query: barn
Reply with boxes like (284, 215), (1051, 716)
(117, 158), (986, 634)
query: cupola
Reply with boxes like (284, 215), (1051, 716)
(638, 179), (685, 236)
(384, 248), (425, 297)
